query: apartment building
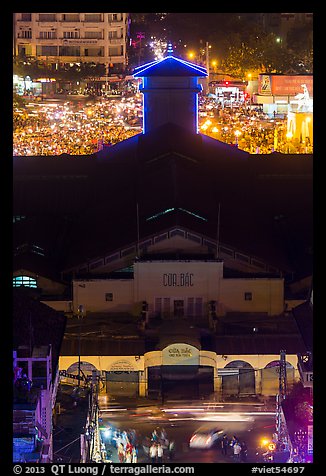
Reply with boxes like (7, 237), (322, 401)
(13, 13), (130, 73)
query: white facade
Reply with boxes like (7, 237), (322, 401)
(13, 13), (129, 71)
(72, 260), (284, 317)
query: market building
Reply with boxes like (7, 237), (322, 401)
(13, 51), (313, 404)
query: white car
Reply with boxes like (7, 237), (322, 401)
(189, 426), (224, 449)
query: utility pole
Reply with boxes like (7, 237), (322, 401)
(205, 41), (210, 95)
(77, 305), (85, 387)
(276, 349), (287, 448)
(136, 32), (145, 66)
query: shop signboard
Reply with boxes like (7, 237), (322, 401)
(162, 343), (199, 366)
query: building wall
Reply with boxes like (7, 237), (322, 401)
(59, 350), (300, 398)
(219, 278), (284, 316)
(14, 13), (129, 69)
(141, 76), (200, 133)
(72, 262), (284, 317)
(73, 278), (134, 313)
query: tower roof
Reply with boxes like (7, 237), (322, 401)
(133, 55), (207, 78)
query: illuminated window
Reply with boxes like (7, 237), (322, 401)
(13, 276), (37, 288)
(13, 215), (26, 223)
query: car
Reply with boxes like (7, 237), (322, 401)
(189, 425), (225, 449)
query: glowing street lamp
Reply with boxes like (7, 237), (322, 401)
(286, 131), (293, 153)
(188, 51), (195, 61)
(234, 129), (241, 146)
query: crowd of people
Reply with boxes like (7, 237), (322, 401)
(199, 97), (313, 154)
(13, 91), (312, 157)
(104, 425), (252, 463)
(221, 434), (248, 463)
(104, 426), (175, 464)
(13, 94), (142, 156)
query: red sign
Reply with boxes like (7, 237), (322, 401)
(258, 74), (313, 97)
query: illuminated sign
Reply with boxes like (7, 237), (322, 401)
(162, 343), (199, 366)
(258, 74), (313, 96)
(63, 39), (98, 44)
(109, 360), (135, 373)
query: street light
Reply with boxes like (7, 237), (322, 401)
(234, 129), (241, 147)
(77, 304), (85, 387)
(286, 131), (293, 153)
(205, 42), (212, 94)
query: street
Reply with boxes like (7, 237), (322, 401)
(98, 398), (276, 464)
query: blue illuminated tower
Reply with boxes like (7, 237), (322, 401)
(133, 44), (207, 134)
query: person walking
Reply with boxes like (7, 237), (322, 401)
(221, 435), (229, 456)
(125, 448), (132, 463)
(240, 441), (248, 462)
(125, 440), (133, 463)
(132, 446), (138, 463)
(157, 442), (163, 463)
(151, 429), (159, 443)
(149, 442), (157, 463)
(233, 441), (242, 462)
(168, 440), (175, 461)
(118, 442), (125, 463)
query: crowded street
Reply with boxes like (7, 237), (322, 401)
(96, 397), (278, 464)
(13, 92), (312, 157)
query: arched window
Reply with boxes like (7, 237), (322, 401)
(13, 276), (37, 288)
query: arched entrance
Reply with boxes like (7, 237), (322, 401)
(261, 360), (295, 395)
(221, 360), (255, 397)
(66, 361), (98, 383)
(105, 359), (139, 397)
(147, 344), (215, 401)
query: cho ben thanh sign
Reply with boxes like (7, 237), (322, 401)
(162, 343), (199, 366)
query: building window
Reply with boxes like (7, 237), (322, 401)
(59, 46), (80, 56)
(84, 14), (103, 22)
(18, 30), (32, 39)
(108, 46), (120, 56)
(84, 47), (104, 57)
(62, 14), (80, 22)
(13, 276), (37, 288)
(63, 31), (80, 39)
(21, 13), (32, 21)
(37, 45), (58, 56)
(39, 31), (57, 39)
(84, 31), (103, 39)
(38, 14), (56, 22)
(105, 293), (113, 301)
(13, 215), (26, 223)
(108, 30), (119, 39)
(244, 292), (252, 301)
(108, 13), (121, 22)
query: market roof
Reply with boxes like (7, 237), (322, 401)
(13, 122), (313, 279)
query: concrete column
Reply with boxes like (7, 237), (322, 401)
(214, 367), (222, 399)
(255, 368), (262, 395)
(139, 368), (147, 397)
